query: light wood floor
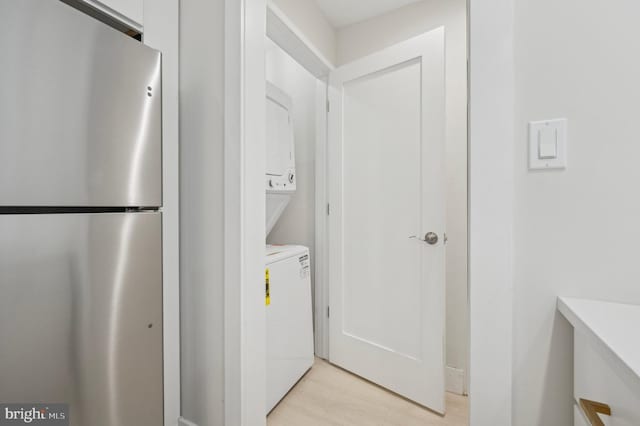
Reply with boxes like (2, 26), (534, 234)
(267, 358), (469, 426)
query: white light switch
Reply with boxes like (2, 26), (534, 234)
(538, 127), (557, 159)
(529, 119), (567, 170)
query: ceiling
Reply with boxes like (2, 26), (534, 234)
(315, 0), (424, 28)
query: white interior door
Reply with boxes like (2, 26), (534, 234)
(328, 28), (446, 413)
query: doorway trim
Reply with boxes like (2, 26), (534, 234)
(224, 0), (267, 424)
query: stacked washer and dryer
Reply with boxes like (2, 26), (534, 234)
(264, 82), (315, 413)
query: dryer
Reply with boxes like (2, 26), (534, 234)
(265, 81), (296, 236)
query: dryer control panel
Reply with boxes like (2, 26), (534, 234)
(266, 169), (296, 192)
(266, 82), (296, 193)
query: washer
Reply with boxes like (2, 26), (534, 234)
(265, 245), (314, 413)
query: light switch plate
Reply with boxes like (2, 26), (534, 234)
(529, 118), (567, 170)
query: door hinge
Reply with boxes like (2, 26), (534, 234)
(327, 306), (330, 318)
(327, 203), (330, 215)
(326, 100), (330, 112)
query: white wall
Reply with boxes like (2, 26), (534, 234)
(512, 0), (640, 424)
(265, 39), (318, 295)
(336, 0), (469, 385)
(268, 0), (337, 65)
(179, 0), (225, 424)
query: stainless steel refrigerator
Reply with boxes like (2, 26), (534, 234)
(0, 1), (163, 425)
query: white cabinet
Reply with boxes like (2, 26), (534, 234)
(559, 298), (640, 426)
(574, 331), (640, 426)
(81, 0), (143, 29)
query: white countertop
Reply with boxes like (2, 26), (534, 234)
(558, 297), (640, 386)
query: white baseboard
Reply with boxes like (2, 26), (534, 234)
(445, 366), (466, 395)
(178, 417), (199, 426)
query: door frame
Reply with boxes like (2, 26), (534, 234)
(228, 0), (515, 424)
(224, 0), (267, 425)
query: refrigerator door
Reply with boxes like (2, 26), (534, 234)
(0, 0), (161, 207)
(0, 213), (163, 426)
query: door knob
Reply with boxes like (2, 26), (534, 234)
(424, 232), (438, 245)
(409, 232), (439, 245)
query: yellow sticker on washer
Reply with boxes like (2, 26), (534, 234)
(265, 268), (271, 306)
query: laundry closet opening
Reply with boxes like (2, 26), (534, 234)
(264, 28), (327, 414)
(263, 1), (468, 424)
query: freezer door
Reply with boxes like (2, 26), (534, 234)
(0, 213), (163, 426)
(0, 0), (161, 207)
